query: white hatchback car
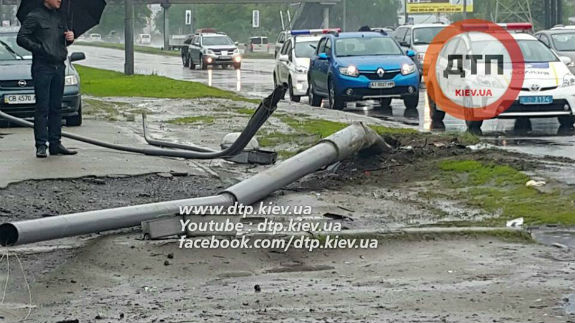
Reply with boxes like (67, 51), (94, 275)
(427, 23), (575, 131)
(273, 29), (338, 102)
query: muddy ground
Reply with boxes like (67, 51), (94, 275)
(1, 130), (574, 322)
(1, 98), (574, 322)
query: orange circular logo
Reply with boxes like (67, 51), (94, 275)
(424, 19), (526, 121)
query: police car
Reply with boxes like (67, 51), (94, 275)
(273, 29), (338, 102)
(428, 23), (575, 131)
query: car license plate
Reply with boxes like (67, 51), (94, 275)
(519, 96), (553, 105)
(221, 51), (228, 56)
(369, 81), (395, 89)
(4, 94), (36, 105)
(220, 56), (230, 60)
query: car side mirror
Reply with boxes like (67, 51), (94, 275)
(560, 56), (572, 65)
(318, 53), (329, 60)
(279, 54), (289, 62)
(70, 52), (85, 62)
(235, 42), (239, 46)
(406, 50), (416, 57)
(400, 41), (409, 47)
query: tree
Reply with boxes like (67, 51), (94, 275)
(90, 3), (151, 37)
(155, 4), (291, 43)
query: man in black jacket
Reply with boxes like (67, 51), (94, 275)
(17, 0), (77, 158)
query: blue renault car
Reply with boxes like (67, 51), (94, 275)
(308, 31), (420, 110)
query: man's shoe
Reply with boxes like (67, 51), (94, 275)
(36, 146), (48, 158)
(49, 144), (77, 156)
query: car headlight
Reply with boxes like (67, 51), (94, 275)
(233, 48), (240, 54)
(401, 63), (416, 75)
(65, 75), (78, 86)
(206, 49), (215, 55)
(295, 65), (308, 73)
(339, 65), (359, 77)
(562, 74), (575, 87)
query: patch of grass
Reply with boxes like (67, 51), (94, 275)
(454, 131), (480, 146)
(168, 116), (216, 125)
(83, 98), (120, 116)
(235, 108), (255, 115)
(279, 116), (349, 138)
(370, 125), (419, 136)
(76, 41), (181, 57)
(258, 132), (317, 148)
(437, 159), (575, 226)
(76, 65), (256, 103)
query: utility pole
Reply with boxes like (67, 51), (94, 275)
(124, 0), (134, 75)
(495, 0), (533, 30)
(404, 0), (408, 25)
(342, 0), (347, 31)
(463, 0), (467, 19)
(161, 2), (171, 50)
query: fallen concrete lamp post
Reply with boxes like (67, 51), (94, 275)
(0, 123), (388, 246)
(0, 86), (287, 160)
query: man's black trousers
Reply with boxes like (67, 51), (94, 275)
(32, 62), (65, 148)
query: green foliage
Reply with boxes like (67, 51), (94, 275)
(90, 3), (151, 36)
(334, 0), (400, 31)
(168, 116), (216, 125)
(156, 4), (291, 43)
(76, 65), (253, 103)
(437, 159), (575, 226)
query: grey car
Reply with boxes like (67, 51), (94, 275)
(393, 24), (446, 77)
(0, 28), (85, 126)
(535, 27), (575, 74)
(182, 32), (242, 70)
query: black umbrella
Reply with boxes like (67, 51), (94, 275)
(17, 0), (107, 38)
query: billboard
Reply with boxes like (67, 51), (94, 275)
(407, 0), (474, 13)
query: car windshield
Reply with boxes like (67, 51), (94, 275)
(203, 36), (233, 46)
(471, 39), (558, 63)
(551, 33), (575, 51)
(335, 37), (403, 57)
(295, 40), (318, 58)
(0, 33), (31, 60)
(412, 27), (445, 45)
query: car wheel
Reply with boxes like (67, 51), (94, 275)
(377, 98), (392, 109)
(403, 95), (419, 110)
(309, 81), (322, 107)
(288, 78), (301, 102)
(428, 93), (445, 122)
(558, 115), (575, 127)
(66, 102), (83, 127)
(466, 120), (483, 136)
(328, 77), (344, 110)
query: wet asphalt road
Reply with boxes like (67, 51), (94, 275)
(72, 45), (575, 160)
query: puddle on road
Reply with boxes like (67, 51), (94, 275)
(483, 137), (572, 147)
(531, 229), (575, 250)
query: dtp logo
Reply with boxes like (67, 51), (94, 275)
(424, 19), (526, 121)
